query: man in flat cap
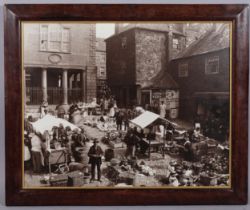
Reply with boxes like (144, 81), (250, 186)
(88, 138), (104, 182)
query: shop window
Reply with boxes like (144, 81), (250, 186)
(178, 63), (188, 77)
(205, 56), (219, 74)
(40, 24), (71, 53)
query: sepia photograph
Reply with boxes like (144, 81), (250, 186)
(22, 22), (231, 188)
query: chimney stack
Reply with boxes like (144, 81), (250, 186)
(115, 24), (120, 34)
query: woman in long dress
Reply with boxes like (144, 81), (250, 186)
(109, 105), (115, 118)
(159, 101), (167, 118)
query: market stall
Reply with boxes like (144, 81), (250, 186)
(31, 115), (80, 174)
(31, 114), (80, 134)
(129, 111), (180, 159)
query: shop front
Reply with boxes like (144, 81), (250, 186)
(141, 88), (179, 119)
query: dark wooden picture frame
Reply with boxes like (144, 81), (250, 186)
(4, 4), (249, 206)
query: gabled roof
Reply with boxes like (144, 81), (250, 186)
(174, 24), (230, 60)
(142, 69), (178, 89)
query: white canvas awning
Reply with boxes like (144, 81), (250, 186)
(31, 114), (80, 134)
(130, 111), (179, 129)
(129, 111), (162, 129)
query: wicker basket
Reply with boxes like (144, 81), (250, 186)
(67, 171), (84, 187)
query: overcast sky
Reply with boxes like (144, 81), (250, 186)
(96, 23), (115, 38)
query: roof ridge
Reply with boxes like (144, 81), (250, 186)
(174, 24), (229, 60)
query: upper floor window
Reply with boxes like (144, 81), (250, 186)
(121, 37), (127, 49)
(173, 38), (180, 50)
(99, 66), (106, 76)
(40, 24), (71, 53)
(178, 63), (188, 77)
(205, 56), (219, 74)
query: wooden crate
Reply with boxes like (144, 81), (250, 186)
(49, 174), (68, 186)
(109, 141), (124, 149)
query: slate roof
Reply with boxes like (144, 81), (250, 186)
(174, 24), (230, 60)
(143, 69), (179, 89)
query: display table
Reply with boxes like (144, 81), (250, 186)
(142, 138), (164, 159)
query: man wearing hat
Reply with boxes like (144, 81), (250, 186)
(88, 138), (104, 182)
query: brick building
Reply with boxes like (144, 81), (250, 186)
(106, 24), (185, 109)
(169, 24), (230, 124)
(24, 23), (97, 107)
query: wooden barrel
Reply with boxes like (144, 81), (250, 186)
(76, 146), (89, 166)
(105, 149), (114, 161)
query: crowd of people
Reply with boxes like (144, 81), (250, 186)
(24, 122), (89, 173)
(24, 92), (229, 186)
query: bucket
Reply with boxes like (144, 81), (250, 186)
(83, 174), (91, 184)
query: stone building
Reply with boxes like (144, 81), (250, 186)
(106, 24), (185, 109)
(169, 24), (230, 123)
(24, 23), (97, 108)
(95, 38), (107, 101)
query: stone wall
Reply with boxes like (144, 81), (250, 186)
(86, 24), (97, 102)
(86, 66), (97, 102)
(88, 24), (96, 67)
(135, 29), (168, 87)
(96, 38), (106, 80)
(96, 50), (106, 80)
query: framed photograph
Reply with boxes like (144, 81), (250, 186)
(4, 4), (249, 205)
